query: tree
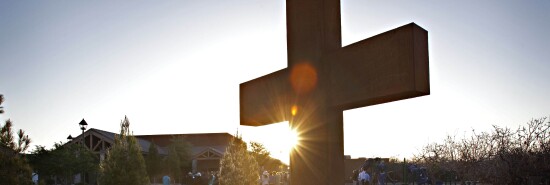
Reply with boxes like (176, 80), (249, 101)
(29, 143), (99, 185)
(28, 145), (52, 184)
(250, 141), (270, 168)
(166, 144), (181, 182)
(0, 94), (33, 184)
(0, 94), (4, 114)
(249, 141), (287, 172)
(219, 134), (259, 185)
(0, 146), (33, 185)
(171, 137), (192, 172)
(99, 116), (149, 185)
(1, 95), (31, 153)
(1, 120), (31, 153)
(146, 142), (162, 183)
(162, 136), (192, 183)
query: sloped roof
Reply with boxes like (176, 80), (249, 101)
(191, 145), (227, 157)
(71, 128), (233, 156)
(139, 139), (169, 155)
(91, 128), (116, 141)
(72, 128), (161, 154)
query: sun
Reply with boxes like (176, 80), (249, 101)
(262, 122), (300, 150)
(239, 122), (301, 164)
(285, 128), (300, 149)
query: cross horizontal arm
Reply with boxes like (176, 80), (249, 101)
(327, 23), (429, 110)
(240, 69), (291, 126)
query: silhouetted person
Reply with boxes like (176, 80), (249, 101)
(359, 167), (370, 185)
(261, 171), (269, 185)
(375, 158), (387, 185)
(351, 169), (359, 185)
(163, 175), (171, 185)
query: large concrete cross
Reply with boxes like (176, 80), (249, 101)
(240, 0), (429, 184)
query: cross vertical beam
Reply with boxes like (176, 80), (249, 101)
(286, 0), (342, 184)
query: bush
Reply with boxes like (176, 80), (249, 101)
(414, 117), (550, 184)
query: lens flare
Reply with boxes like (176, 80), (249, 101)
(291, 105), (298, 116)
(290, 62), (317, 95)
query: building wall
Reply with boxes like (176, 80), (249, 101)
(196, 159), (220, 173)
(136, 133), (233, 148)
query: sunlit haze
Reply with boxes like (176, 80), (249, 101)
(1, 0), (549, 163)
(240, 122), (298, 164)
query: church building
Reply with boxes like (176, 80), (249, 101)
(67, 127), (235, 173)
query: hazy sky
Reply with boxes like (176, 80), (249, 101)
(1, 0), (549, 163)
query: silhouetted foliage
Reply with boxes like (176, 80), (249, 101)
(249, 141), (287, 172)
(166, 144), (181, 182)
(250, 141), (270, 168)
(0, 94), (33, 184)
(0, 94), (4, 114)
(99, 116), (149, 185)
(1, 95), (31, 153)
(0, 147), (33, 185)
(173, 137), (192, 173)
(29, 143), (99, 184)
(163, 136), (192, 183)
(414, 117), (550, 185)
(1, 119), (31, 153)
(219, 134), (259, 185)
(146, 142), (162, 183)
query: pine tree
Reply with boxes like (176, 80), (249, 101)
(0, 94), (33, 184)
(146, 142), (162, 183)
(0, 149), (33, 185)
(0, 94), (4, 114)
(0, 120), (31, 154)
(161, 136), (192, 183)
(0, 95), (31, 153)
(99, 116), (150, 185)
(166, 144), (181, 181)
(171, 137), (192, 173)
(219, 134), (259, 185)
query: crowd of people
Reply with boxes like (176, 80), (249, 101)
(350, 158), (396, 185)
(260, 171), (290, 185)
(161, 171), (218, 185)
(158, 159), (398, 185)
(160, 170), (291, 185)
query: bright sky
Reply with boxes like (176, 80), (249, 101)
(1, 1), (549, 164)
